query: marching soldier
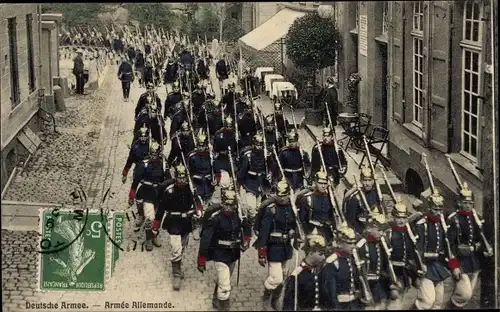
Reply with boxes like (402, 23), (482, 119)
(168, 98), (189, 140)
(262, 115), (285, 153)
(143, 58), (155, 85)
(356, 212), (394, 310)
(253, 179), (298, 305)
(213, 116), (238, 181)
(167, 122), (195, 167)
(281, 227), (328, 311)
(344, 165), (380, 234)
(127, 141), (165, 251)
(196, 53), (210, 80)
(273, 102), (290, 138)
(163, 56), (179, 85)
(122, 126), (151, 184)
(135, 82), (162, 117)
(216, 54), (230, 81)
(412, 189), (462, 310)
(135, 48), (146, 86)
(163, 81), (182, 120)
(197, 188), (252, 311)
(198, 93), (224, 137)
(310, 127), (347, 186)
(191, 83), (206, 121)
(385, 197), (425, 310)
(277, 129), (310, 191)
(320, 223), (368, 310)
(237, 133), (273, 223)
(118, 57), (134, 101)
(240, 66), (256, 96)
(133, 100), (167, 145)
(187, 133), (216, 203)
(297, 170), (337, 244)
(447, 183), (493, 308)
(237, 100), (260, 149)
(153, 164), (203, 291)
(221, 82), (237, 118)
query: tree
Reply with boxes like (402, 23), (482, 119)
(124, 4), (176, 31)
(189, 5), (244, 43)
(42, 4), (108, 28)
(285, 12), (341, 109)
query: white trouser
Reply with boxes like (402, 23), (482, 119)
(450, 271), (479, 307)
(144, 202), (155, 222)
(170, 234), (189, 262)
(214, 261), (236, 301)
(264, 260), (290, 290)
(366, 300), (387, 310)
(240, 189), (260, 220)
(415, 278), (445, 310)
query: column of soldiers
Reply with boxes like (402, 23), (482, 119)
(118, 30), (493, 311)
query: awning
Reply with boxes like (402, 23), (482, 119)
(239, 8), (306, 51)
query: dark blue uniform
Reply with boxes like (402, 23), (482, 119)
(198, 101), (223, 136)
(122, 141), (149, 176)
(213, 128), (238, 177)
(447, 209), (483, 274)
(197, 58), (209, 80)
(164, 62), (179, 84)
(216, 59), (229, 80)
(237, 149), (271, 195)
(253, 198), (296, 262)
(164, 91), (182, 119)
(358, 237), (391, 304)
(199, 206), (252, 264)
(320, 251), (364, 310)
(274, 112), (289, 138)
(310, 142), (347, 184)
(131, 158), (166, 209)
(344, 188), (379, 234)
(187, 149), (214, 200)
(191, 89), (206, 119)
(237, 111), (259, 148)
(278, 146), (310, 190)
(167, 132), (195, 167)
(264, 130), (285, 152)
(297, 188), (336, 243)
(283, 265), (326, 311)
(156, 182), (196, 234)
(386, 225), (421, 288)
(134, 109), (166, 144)
(135, 93), (162, 118)
(180, 50), (194, 67)
(169, 108), (188, 138)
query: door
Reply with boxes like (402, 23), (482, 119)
(380, 44), (388, 128)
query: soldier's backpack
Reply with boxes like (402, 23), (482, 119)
(252, 196), (277, 237)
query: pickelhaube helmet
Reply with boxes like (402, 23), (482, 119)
(181, 121), (190, 132)
(172, 81), (180, 92)
(253, 133), (264, 146)
(315, 170), (328, 184)
(221, 188), (237, 205)
(392, 196), (410, 218)
(137, 125), (149, 142)
(459, 182), (474, 202)
(337, 222), (357, 244)
(360, 164), (374, 180)
(322, 127), (333, 137)
(306, 227), (326, 248)
(182, 92), (190, 99)
(366, 211), (387, 227)
(175, 164), (188, 180)
(287, 129), (299, 143)
(264, 115), (274, 127)
(276, 178), (290, 197)
(429, 188), (444, 207)
(146, 82), (154, 90)
(224, 115), (234, 127)
(228, 82), (236, 89)
(149, 140), (161, 155)
(274, 102), (282, 111)
(219, 170), (234, 190)
(197, 133), (208, 146)
(206, 92), (215, 99)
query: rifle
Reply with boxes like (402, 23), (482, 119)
(353, 248), (374, 304)
(317, 140), (345, 225)
(325, 103), (346, 175)
(380, 236), (402, 290)
(204, 107), (216, 183)
(289, 106), (308, 187)
(177, 138), (203, 210)
(353, 174), (374, 217)
(422, 153), (436, 193)
(232, 92), (240, 156)
(362, 136), (385, 217)
(257, 113), (270, 177)
(272, 146), (305, 241)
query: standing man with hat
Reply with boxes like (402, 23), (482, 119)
(323, 76), (339, 128)
(73, 49), (85, 95)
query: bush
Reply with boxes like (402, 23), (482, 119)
(42, 4), (108, 28)
(124, 4), (176, 31)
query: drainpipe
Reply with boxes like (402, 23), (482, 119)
(37, 4), (43, 107)
(401, 4), (406, 121)
(424, 2), (432, 146)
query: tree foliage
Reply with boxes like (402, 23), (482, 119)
(188, 6), (244, 42)
(285, 12), (341, 72)
(41, 4), (108, 28)
(124, 4), (176, 31)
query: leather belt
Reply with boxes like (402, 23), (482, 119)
(248, 171), (264, 176)
(270, 232), (289, 239)
(167, 209), (196, 218)
(193, 174), (211, 179)
(141, 181), (159, 187)
(367, 273), (380, 281)
(337, 294), (356, 303)
(392, 261), (406, 267)
(217, 240), (240, 247)
(284, 168), (303, 173)
(423, 252), (441, 260)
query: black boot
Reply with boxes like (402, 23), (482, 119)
(262, 288), (272, 300)
(212, 297), (230, 311)
(172, 261), (182, 291)
(152, 231), (162, 247)
(270, 284), (284, 310)
(134, 206), (145, 232)
(144, 224), (154, 252)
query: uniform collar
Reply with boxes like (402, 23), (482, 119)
(313, 191), (328, 196)
(223, 129), (233, 134)
(458, 209), (474, 216)
(426, 213), (441, 223)
(392, 225), (407, 232)
(366, 234), (378, 242)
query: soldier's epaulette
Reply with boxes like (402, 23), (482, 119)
(214, 129), (224, 137)
(447, 212), (457, 220)
(165, 183), (175, 193)
(325, 253), (338, 265)
(187, 150), (198, 159)
(259, 197), (277, 210)
(344, 187), (359, 199)
(415, 218), (426, 225)
(356, 238), (367, 248)
(295, 187), (314, 202)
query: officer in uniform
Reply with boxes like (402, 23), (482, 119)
(216, 54), (230, 81)
(412, 189), (462, 310)
(191, 83), (206, 121)
(237, 133), (272, 224)
(277, 129), (310, 191)
(143, 58), (155, 85)
(133, 101), (167, 145)
(167, 122), (195, 167)
(122, 126), (150, 184)
(117, 58), (134, 101)
(135, 48), (146, 86)
(253, 179), (299, 305)
(196, 53), (209, 80)
(168, 98), (189, 140)
(163, 81), (182, 120)
(236, 100), (260, 149)
(310, 127), (347, 186)
(153, 165), (203, 291)
(386, 197), (425, 310)
(320, 223), (367, 310)
(213, 116), (238, 181)
(296, 170), (337, 244)
(447, 183), (493, 308)
(344, 165), (380, 234)
(187, 133), (215, 204)
(262, 114), (285, 154)
(282, 227), (328, 311)
(197, 188), (252, 311)
(198, 93), (224, 137)
(163, 56), (179, 85)
(127, 141), (165, 251)
(357, 212), (395, 310)
(221, 82), (237, 118)
(273, 102), (290, 138)
(135, 82), (162, 118)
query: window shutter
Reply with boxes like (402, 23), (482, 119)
(428, 1), (452, 152)
(389, 1), (404, 123)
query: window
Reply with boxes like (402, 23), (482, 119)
(26, 14), (36, 93)
(8, 17), (20, 108)
(382, 2), (389, 35)
(411, 1), (424, 126)
(460, 1), (483, 160)
(412, 37), (424, 125)
(413, 1), (424, 33)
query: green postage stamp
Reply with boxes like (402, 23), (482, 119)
(37, 208), (114, 292)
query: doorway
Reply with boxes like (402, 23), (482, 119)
(379, 43), (388, 128)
